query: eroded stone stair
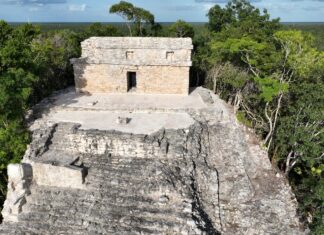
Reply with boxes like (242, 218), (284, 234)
(0, 123), (203, 235)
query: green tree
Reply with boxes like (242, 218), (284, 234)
(109, 1), (155, 36)
(0, 24), (40, 72)
(191, 30), (213, 86)
(206, 62), (251, 112)
(0, 121), (29, 203)
(0, 22), (81, 212)
(31, 29), (81, 101)
(202, 1), (324, 232)
(207, 0), (281, 36)
(83, 23), (119, 38)
(150, 23), (164, 37)
(0, 21), (12, 48)
(133, 7), (154, 36)
(274, 78), (324, 231)
(169, 20), (194, 38)
(0, 24), (41, 207)
(0, 68), (37, 120)
(109, 1), (135, 36)
(207, 5), (233, 32)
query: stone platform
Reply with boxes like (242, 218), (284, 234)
(0, 87), (305, 235)
(30, 87), (216, 135)
(50, 111), (195, 135)
(41, 87), (207, 111)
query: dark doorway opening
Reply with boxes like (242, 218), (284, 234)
(127, 72), (137, 91)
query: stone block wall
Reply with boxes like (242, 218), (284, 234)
(61, 130), (172, 159)
(32, 162), (85, 189)
(73, 64), (190, 95)
(29, 123), (182, 159)
(82, 48), (192, 67)
(71, 37), (193, 95)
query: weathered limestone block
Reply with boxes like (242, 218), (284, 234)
(0, 87), (306, 235)
(1, 163), (32, 222)
(2, 160), (86, 223)
(80, 37), (193, 66)
(46, 126), (169, 158)
(32, 162), (85, 189)
(71, 37), (192, 95)
(72, 64), (190, 95)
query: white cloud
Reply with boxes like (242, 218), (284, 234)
(255, 2), (297, 11)
(68, 4), (87, 12)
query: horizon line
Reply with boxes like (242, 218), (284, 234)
(5, 21), (324, 24)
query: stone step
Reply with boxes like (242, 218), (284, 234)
(24, 200), (192, 220)
(85, 173), (168, 185)
(25, 197), (190, 220)
(17, 201), (195, 234)
(16, 210), (194, 235)
(5, 123), (201, 235)
(25, 190), (190, 214)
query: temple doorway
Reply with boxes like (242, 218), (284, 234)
(127, 72), (137, 92)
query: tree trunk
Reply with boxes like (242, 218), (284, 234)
(267, 93), (283, 149)
(139, 22), (143, 36)
(126, 22), (132, 36)
(264, 93), (283, 150)
(285, 150), (298, 176)
(264, 102), (273, 147)
(234, 91), (242, 114)
(196, 72), (200, 87)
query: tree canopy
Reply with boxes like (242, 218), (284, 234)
(109, 1), (134, 35)
(0, 21), (81, 206)
(109, 1), (155, 36)
(82, 23), (120, 38)
(200, 1), (324, 231)
(169, 20), (195, 38)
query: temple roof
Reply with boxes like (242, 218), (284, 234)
(72, 37), (193, 66)
(81, 37), (193, 50)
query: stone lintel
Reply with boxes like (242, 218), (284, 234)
(70, 58), (192, 67)
(81, 37), (194, 50)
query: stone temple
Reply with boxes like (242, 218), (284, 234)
(0, 37), (306, 234)
(71, 37), (193, 95)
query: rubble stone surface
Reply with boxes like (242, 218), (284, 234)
(0, 87), (305, 235)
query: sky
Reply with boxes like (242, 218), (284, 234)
(0, 0), (323, 22)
